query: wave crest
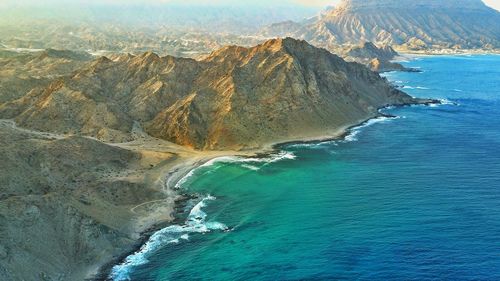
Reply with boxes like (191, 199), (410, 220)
(110, 195), (227, 281)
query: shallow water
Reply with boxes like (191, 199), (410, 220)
(115, 55), (500, 280)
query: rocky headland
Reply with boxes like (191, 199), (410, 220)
(0, 38), (435, 280)
(341, 42), (420, 73)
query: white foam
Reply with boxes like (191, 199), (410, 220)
(239, 151), (296, 164)
(241, 164), (261, 171)
(173, 165), (205, 189)
(110, 195), (227, 281)
(402, 86), (430, 90)
(343, 116), (397, 142)
(199, 156), (239, 168)
(175, 152), (296, 189)
(428, 98), (458, 107)
(287, 114), (401, 148)
(174, 156), (240, 189)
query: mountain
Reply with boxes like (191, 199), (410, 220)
(261, 0), (500, 50)
(0, 49), (92, 103)
(0, 38), (430, 151)
(342, 42), (419, 72)
(0, 4), (317, 34)
(345, 42), (397, 62)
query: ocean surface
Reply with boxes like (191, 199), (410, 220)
(112, 54), (500, 280)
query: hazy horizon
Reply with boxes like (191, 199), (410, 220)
(1, 0), (499, 10)
(1, 0), (499, 29)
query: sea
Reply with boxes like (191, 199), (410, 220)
(111, 54), (500, 281)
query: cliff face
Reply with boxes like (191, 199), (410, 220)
(0, 38), (418, 150)
(262, 0), (500, 50)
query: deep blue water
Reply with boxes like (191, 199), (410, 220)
(113, 55), (500, 280)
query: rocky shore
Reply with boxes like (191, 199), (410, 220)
(0, 97), (439, 281)
(96, 97), (439, 280)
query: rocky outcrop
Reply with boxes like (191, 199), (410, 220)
(261, 0), (500, 50)
(346, 42), (397, 62)
(0, 38), (422, 150)
(343, 42), (419, 72)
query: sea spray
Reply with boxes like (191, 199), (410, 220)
(110, 195), (227, 281)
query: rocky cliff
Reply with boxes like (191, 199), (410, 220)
(262, 0), (500, 50)
(0, 38), (421, 150)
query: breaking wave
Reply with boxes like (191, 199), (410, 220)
(110, 195), (227, 281)
(343, 116), (398, 142)
(288, 115), (400, 149)
(175, 151), (297, 189)
(428, 98), (458, 107)
(402, 86), (430, 90)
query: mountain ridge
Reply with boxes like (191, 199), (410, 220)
(0, 38), (428, 151)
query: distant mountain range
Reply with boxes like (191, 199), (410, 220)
(261, 0), (500, 50)
(0, 4), (317, 34)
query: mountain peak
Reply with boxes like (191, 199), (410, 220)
(264, 0), (500, 49)
(260, 37), (310, 52)
(136, 51), (161, 63)
(204, 37), (313, 64)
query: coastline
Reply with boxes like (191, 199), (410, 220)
(92, 150), (256, 281)
(91, 159), (212, 281)
(395, 49), (500, 56)
(98, 97), (440, 281)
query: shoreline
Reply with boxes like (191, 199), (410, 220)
(93, 153), (254, 281)
(97, 98), (440, 280)
(395, 49), (500, 56)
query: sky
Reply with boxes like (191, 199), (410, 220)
(1, 0), (499, 10)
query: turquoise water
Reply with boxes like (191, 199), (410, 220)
(113, 55), (500, 280)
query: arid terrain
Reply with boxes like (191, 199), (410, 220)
(0, 0), (497, 280)
(0, 117), (251, 280)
